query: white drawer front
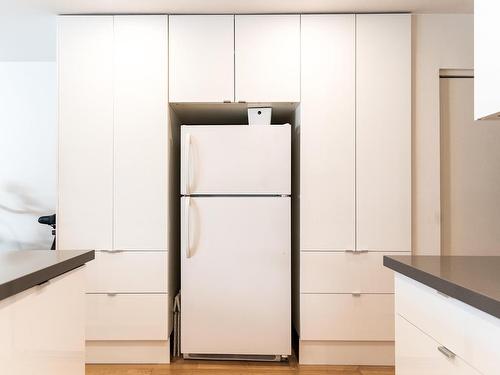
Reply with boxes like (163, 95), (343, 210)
(396, 274), (500, 375)
(396, 314), (480, 375)
(86, 294), (167, 341)
(300, 293), (394, 341)
(396, 274), (465, 355)
(85, 251), (167, 293)
(301, 251), (407, 293)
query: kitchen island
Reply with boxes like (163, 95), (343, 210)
(0, 250), (94, 375)
(384, 255), (500, 375)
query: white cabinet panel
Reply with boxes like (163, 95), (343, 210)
(300, 14), (355, 251)
(0, 267), (85, 375)
(85, 251), (167, 293)
(180, 125), (291, 195)
(235, 15), (300, 102)
(169, 15), (234, 103)
(301, 251), (407, 294)
(300, 293), (394, 341)
(113, 15), (168, 250)
(181, 196), (290, 355)
(58, 16), (113, 250)
(474, 1), (500, 120)
(86, 294), (168, 341)
(356, 14), (411, 252)
(396, 315), (480, 375)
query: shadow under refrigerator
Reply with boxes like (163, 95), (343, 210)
(180, 124), (291, 360)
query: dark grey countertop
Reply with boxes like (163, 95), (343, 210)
(384, 255), (500, 319)
(0, 250), (95, 302)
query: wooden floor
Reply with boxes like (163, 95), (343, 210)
(86, 357), (395, 375)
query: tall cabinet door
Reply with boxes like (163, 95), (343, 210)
(300, 15), (356, 251)
(356, 14), (411, 252)
(169, 15), (234, 103)
(113, 16), (168, 250)
(58, 16), (113, 250)
(235, 15), (300, 102)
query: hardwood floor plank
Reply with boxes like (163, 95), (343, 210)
(86, 359), (395, 375)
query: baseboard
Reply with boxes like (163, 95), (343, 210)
(86, 340), (170, 364)
(299, 340), (394, 365)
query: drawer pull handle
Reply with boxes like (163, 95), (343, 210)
(352, 292), (361, 297)
(107, 293), (117, 297)
(344, 250), (368, 254)
(437, 291), (450, 298)
(438, 346), (456, 359)
(223, 100), (231, 103)
(37, 279), (50, 287)
(101, 250), (124, 254)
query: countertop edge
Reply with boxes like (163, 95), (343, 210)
(0, 250), (95, 303)
(383, 256), (500, 319)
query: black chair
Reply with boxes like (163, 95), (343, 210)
(38, 214), (56, 250)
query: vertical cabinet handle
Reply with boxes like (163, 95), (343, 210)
(184, 133), (191, 194)
(438, 346), (456, 359)
(185, 197), (191, 259)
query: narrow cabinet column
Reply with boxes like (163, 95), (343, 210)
(169, 15), (234, 103)
(113, 16), (168, 250)
(300, 15), (356, 251)
(58, 16), (114, 250)
(235, 15), (300, 102)
(356, 14), (411, 252)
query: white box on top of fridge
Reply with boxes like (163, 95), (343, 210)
(180, 124), (291, 360)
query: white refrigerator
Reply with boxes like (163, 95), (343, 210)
(180, 124), (291, 360)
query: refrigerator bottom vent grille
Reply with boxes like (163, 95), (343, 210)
(183, 353), (284, 362)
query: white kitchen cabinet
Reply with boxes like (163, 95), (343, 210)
(297, 13), (411, 365)
(300, 251), (406, 294)
(300, 294), (395, 341)
(86, 294), (168, 341)
(356, 14), (411, 252)
(58, 15), (171, 364)
(85, 251), (167, 293)
(396, 315), (481, 375)
(169, 15), (234, 103)
(300, 14), (355, 251)
(113, 15), (168, 250)
(0, 267), (85, 375)
(474, 1), (500, 120)
(396, 274), (500, 375)
(58, 16), (114, 250)
(235, 15), (300, 102)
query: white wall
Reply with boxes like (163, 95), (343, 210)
(0, 2), (57, 250)
(412, 14), (474, 255)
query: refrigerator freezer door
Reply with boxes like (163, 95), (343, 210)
(181, 124), (291, 195)
(181, 196), (291, 356)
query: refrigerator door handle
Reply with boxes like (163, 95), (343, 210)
(184, 133), (191, 194)
(185, 197), (191, 258)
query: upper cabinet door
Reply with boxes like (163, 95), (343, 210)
(113, 16), (168, 250)
(475, 1), (500, 120)
(58, 16), (114, 250)
(169, 15), (234, 103)
(356, 14), (411, 252)
(235, 15), (300, 103)
(300, 15), (356, 251)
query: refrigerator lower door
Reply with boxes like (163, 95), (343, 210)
(181, 196), (291, 356)
(180, 124), (291, 195)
